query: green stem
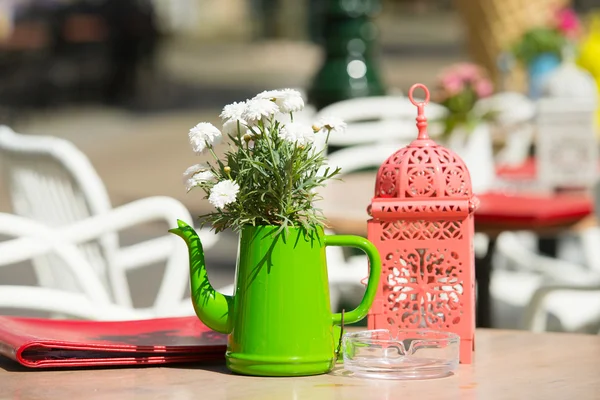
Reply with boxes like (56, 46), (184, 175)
(285, 146), (296, 212)
(207, 143), (222, 167)
(236, 120), (243, 141)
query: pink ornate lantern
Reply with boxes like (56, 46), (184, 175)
(366, 84), (478, 364)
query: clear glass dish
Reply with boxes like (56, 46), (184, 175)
(342, 329), (459, 380)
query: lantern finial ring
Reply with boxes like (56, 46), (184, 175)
(408, 83), (430, 106)
(408, 83), (430, 140)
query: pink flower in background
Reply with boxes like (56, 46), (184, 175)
(556, 8), (580, 38)
(454, 63), (480, 81)
(435, 62), (496, 135)
(442, 74), (464, 96)
(474, 80), (493, 98)
(435, 62), (493, 105)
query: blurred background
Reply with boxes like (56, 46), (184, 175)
(1, 0), (600, 334)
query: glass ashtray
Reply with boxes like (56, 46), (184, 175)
(342, 329), (459, 380)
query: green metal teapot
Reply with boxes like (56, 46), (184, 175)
(170, 220), (381, 376)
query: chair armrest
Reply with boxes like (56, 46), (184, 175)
(1, 196), (193, 246)
(0, 197), (202, 312)
(113, 229), (219, 272)
(323, 142), (404, 173)
(96, 198), (217, 313)
(0, 213), (112, 304)
(495, 232), (591, 282)
(522, 284), (600, 332)
(578, 226), (600, 274)
(0, 286), (147, 320)
(53, 196), (195, 243)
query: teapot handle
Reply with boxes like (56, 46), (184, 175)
(324, 235), (381, 325)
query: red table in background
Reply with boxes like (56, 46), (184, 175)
(475, 191), (593, 236)
(473, 191), (593, 328)
(495, 158), (537, 181)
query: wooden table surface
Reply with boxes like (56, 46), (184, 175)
(1, 329), (599, 400)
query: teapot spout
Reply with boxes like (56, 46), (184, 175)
(169, 220), (233, 334)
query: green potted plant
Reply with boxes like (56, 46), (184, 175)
(170, 89), (382, 377)
(511, 7), (581, 98)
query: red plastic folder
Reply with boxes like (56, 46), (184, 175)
(0, 316), (227, 368)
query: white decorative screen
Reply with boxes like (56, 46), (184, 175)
(536, 98), (598, 190)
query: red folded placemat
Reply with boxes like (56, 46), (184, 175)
(0, 316), (227, 368)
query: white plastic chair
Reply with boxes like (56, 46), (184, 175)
(491, 179), (600, 333)
(0, 126), (219, 318)
(0, 212), (195, 320)
(313, 95), (447, 153)
(321, 142), (401, 173)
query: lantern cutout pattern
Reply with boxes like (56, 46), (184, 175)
(366, 84), (478, 364)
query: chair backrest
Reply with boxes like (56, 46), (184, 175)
(324, 142), (401, 174)
(313, 95), (447, 152)
(0, 126), (118, 295)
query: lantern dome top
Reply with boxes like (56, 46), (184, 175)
(373, 84), (473, 200)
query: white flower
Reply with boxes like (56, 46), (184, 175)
(183, 163), (211, 180)
(242, 98), (279, 124)
(315, 116), (347, 135)
(208, 180), (240, 209)
(189, 122), (221, 154)
(279, 122), (315, 146)
(255, 89), (304, 113)
(254, 89), (282, 100)
(183, 164), (215, 191)
(222, 119), (250, 137)
(219, 101), (247, 122)
(185, 174), (213, 192)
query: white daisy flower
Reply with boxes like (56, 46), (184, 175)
(315, 116), (347, 135)
(254, 89), (283, 101)
(189, 122), (221, 154)
(255, 89), (304, 113)
(276, 89), (305, 113)
(242, 98), (279, 124)
(183, 164), (215, 191)
(208, 180), (240, 209)
(183, 163), (211, 180)
(219, 101), (247, 122)
(279, 122), (315, 146)
(185, 174), (213, 192)
(222, 119), (249, 137)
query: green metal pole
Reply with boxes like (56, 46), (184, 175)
(308, 0), (386, 111)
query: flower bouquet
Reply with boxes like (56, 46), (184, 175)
(434, 62), (495, 136)
(183, 89), (346, 235)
